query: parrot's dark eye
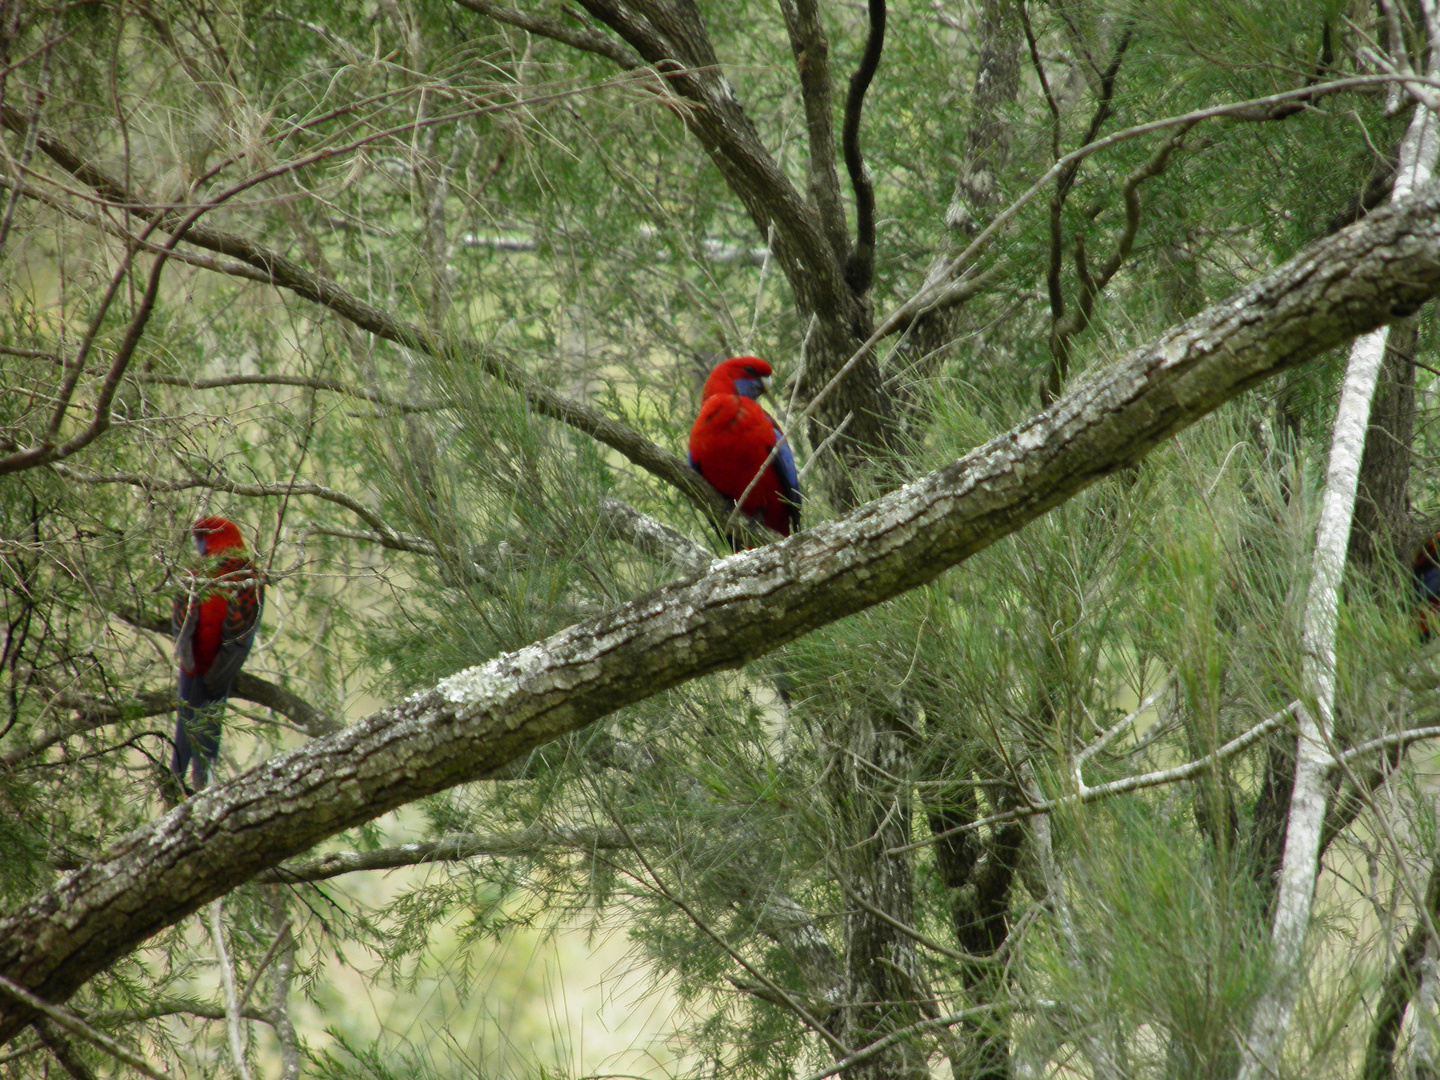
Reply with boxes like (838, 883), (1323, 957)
(744, 366), (759, 377)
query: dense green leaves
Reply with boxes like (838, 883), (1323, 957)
(5, 0), (1440, 1077)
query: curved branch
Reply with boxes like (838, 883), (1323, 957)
(33, 1019), (99, 1080)
(0, 977), (174, 1080)
(256, 825), (646, 882)
(87, 998), (274, 1027)
(0, 691), (174, 771)
(0, 173), (280, 285)
(1046, 122), (1193, 399)
(875, 74), (1436, 342)
(900, 705), (1299, 854)
(598, 497), (712, 574)
(51, 464), (408, 544)
(136, 372), (451, 413)
(1040, 24), (1133, 403)
(3, 186), (1440, 1041)
(232, 674), (339, 737)
(797, 1003), (996, 1080)
(523, 0), (865, 360)
(0, 344), (451, 412)
(106, 608), (339, 738)
(842, 0), (885, 295)
(0, 207), (172, 475)
(451, 0), (639, 65)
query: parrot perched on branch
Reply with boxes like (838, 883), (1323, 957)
(688, 356), (801, 547)
(172, 516), (263, 789)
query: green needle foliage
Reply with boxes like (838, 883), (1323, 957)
(5, 1), (1440, 1078)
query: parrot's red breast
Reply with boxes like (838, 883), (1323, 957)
(688, 357), (801, 543)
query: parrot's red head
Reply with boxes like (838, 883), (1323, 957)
(192, 517), (247, 557)
(702, 356), (774, 402)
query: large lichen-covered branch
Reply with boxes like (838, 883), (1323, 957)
(3, 185), (1440, 1043)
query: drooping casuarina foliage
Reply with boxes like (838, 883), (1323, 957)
(8, 1), (1440, 1079)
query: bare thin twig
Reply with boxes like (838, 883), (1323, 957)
(50, 463), (404, 543)
(796, 1003), (998, 1080)
(599, 498), (712, 574)
(874, 73), (1440, 343)
(0, 96), (736, 529)
(236, 921), (292, 1014)
(0, 976), (176, 1080)
(892, 703), (1300, 855)
(32, 1019), (99, 1080)
(608, 811), (852, 1057)
(207, 900), (254, 1080)
(256, 826), (649, 883)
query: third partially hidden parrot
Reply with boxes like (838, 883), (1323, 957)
(1415, 533), (1440, 643)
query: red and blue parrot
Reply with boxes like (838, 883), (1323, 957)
(172, 516), (263, 788)
(1415, 533), (1440, 642)
(688, 356), (801, 546)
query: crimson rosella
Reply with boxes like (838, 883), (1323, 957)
(1415, 534), (1440, 642)
(172, 516), (263, 788)
(688, 356), (800, 547)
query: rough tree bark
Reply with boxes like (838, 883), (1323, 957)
(4, 184), (1440, 1045)
(827, 704), (928, 1080)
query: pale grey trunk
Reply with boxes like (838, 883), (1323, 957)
(1236, 77), (1440, 1080)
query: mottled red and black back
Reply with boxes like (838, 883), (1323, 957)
(173, 553), (263, 787)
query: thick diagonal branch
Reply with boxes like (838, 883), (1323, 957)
(3, 187), (1440, 1043)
